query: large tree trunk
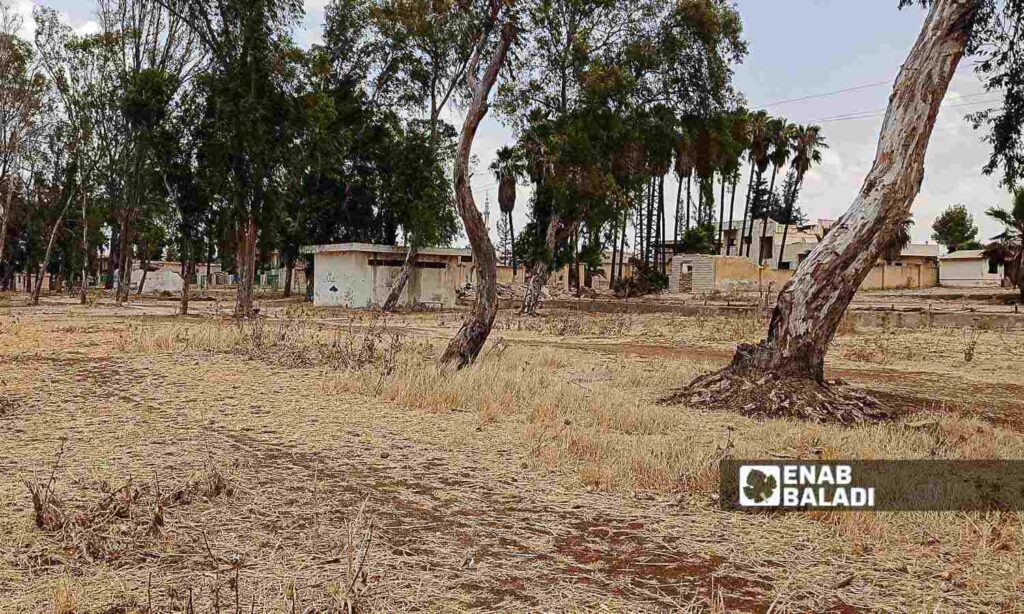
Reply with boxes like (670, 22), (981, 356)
(673, 174), (682, 247)
(234, 215), (258, 318)
(383, 245), (416, 312)
(137, 263), (149, 294)
(667, 0), (978, 423)
(521, 211), (560, 316)
(439, 13), (514, 371)
(32, 193), (75, 306)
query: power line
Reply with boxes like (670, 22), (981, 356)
(812, 98), (1003, 124)
(754, 80), (892, 109)
(753, 64), (978, 110)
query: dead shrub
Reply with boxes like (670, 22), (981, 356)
(119, 313), (403, 374)
(24, 445), (232, 565)
(326, 498), (375, 613)
(961, 326), (981, 363)
(494, 311), (639, 337)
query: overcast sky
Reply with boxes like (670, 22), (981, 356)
(17, 0), (1012, 250)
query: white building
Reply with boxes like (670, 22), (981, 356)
(300, 243), (474, 308)
(939, 250), (1005, 287)
(130, 267), (184, 294)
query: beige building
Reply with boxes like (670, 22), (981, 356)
(301, 243), (473, 308)
(671, 242), (940, 295)
(709, 218), (837, 269)
(939, 250), (1005, 287)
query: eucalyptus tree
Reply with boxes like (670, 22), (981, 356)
(439, 0), (516, 371)
(157, 0), (302, 318)
(670, 0), (1019, 422)
(0, 3), (46, 288)
(500, 0), (637, 314)
(646, 104), (675, 271)
(148, 82), (209, 314)
(776, 124), (826, 267)
(362, 0), (484, 308)
(90, 0), (202, 303)
(33, 8), (116, 303)
(29, 120), (79, 305)
(379, 120), (459, 310)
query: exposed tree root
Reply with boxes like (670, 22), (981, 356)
(661, 344), (900, 425)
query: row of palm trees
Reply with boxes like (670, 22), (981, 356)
(490, 108), (829, 284)
(669, 111), (828, 266)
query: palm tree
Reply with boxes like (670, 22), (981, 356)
(882, 217), (914, 262)
(673, 125), (695, 245)
(776, 124), (827, 268)
(490, 146), (525, 276)
(723, 110), (749, 255)
(757, 117), (794, 264)
(986, 187), (1024, 301)
(742, 111), (769, 257)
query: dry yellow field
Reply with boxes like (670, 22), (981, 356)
(2, 293), (1023, 613)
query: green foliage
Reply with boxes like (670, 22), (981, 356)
(931, 204), (980, 253)
(612, 258), (668, 298)
(676, 223), (717, 254)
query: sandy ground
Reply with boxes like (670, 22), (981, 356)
(2, 292), (1023, 613)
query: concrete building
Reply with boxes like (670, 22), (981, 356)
(670, 242), (941, 295)
(939, 250), (1005, 287)
(130, 267), (184, 294)
(712, 218), (835, 269)
(301, 243), (473, 308)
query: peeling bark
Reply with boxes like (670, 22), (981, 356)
(31, 191), (75, 306)
(521, 212), (560, 316)
(667, 0), (980, 422)
(439, 9), (514, 371)
(383, 245), (416, 312)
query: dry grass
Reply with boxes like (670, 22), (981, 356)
(3, 305), (1024, 612)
